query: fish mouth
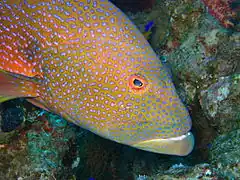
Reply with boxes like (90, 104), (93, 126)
(131, 132), (194, 156)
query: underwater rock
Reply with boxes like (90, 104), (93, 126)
(0, 110), (78, 180)
(110, 0), (156, 12)
(127, 0), (204, 53)
(168, 30), (239, 91)
(210, 129), (240, 179)
(0, 99), (25, 132)
(167, 30), (239, 135)
(126, 0), (239, 171)
(198, 31), (239, 77)
(201, 0), (239, 29)
(165, 0), (203, 51)
(136, 163), (220, 180)
(0, 133), (33, 180)
(127, 5), (170, 51)
(1, 107), (24, 132)
(200, 75), (240, 133)
(135, 161), (239, 179)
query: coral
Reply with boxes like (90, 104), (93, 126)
(201, 0), (238, 29)
(198, 31), (239, 77)
(168, 29), (239, 91)
(148, 163), (221, 180)
(210, 129), (240, 179)
(127, 0), (239, 173)
(128, 0), (204, 53)
(200, 75), (240, 133)
(166, 0), (204, 51)
(127, 1), (172, 52)
(0, 100), (25, 132)
(0, 132), (29, 179)
(136, 174), (149, 180)
(0, 103), (78, 179)
(26, 112), (78, 177)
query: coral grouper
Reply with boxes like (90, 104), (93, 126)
(0, 0), (194, 156)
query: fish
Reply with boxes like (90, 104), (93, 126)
(143, 21), (154, 40)
(144, 21), (154, 32)
(0, 0), (194, 156)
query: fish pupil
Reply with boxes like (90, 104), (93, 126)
(133, 79), (143, 87)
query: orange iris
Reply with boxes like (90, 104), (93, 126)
(128, 74), (148, 94)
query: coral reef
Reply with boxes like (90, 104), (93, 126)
(201, 0), (239, 29)
(127, 0), (240, 179)
(128, 0), (204, 52)
(0, 99), (25, 132)
(0, 101), (79, 179)
(200, 75), (240, 133)
(127, 0), (239, 157)
(209, 129), (240, 179)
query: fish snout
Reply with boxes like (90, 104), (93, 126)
(131, 131), (194, 156)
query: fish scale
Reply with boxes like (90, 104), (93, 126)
(0, 0), (194, 156)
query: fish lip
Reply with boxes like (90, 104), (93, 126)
(131, 132), (195, 156)
(163, 132), (192, 141)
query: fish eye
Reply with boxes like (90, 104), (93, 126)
(129, 74), (148, 93)
(133, 79), (143, 87)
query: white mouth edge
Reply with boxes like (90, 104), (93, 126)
(131, 132), (194, 156)
(164, 132), (192, 141)
(137, 132), (193, 143)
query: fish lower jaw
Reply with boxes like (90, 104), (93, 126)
(131, 132), (194, 156)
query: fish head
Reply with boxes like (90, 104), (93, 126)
(91, 42), (194, 156)
(67, 1), (195, 156)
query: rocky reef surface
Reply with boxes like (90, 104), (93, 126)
(0, 0), (239, 179)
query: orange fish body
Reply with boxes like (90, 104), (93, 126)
(0, 0), (194, 156)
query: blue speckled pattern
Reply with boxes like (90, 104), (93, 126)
(0, 0), (193, 155)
